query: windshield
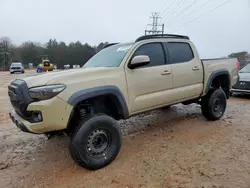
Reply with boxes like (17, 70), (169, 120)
(83, 43), (133, 68)
(11, 63), (22, 67)
(239, 63), (250, 73)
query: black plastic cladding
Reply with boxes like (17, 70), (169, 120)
(8, 79), (34, 118)
(205, 69), (231, 94)
(67, 85), (129, 119)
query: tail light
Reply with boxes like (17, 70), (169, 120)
(236, 60), (240, 70)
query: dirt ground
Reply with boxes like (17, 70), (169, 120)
(0, 70), (250, 188)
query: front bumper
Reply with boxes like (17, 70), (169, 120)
(9, 97), (73, 134)
(9, 110), (34, 134)
(231, 88), (250, 95)
(10, 69), (23, 73)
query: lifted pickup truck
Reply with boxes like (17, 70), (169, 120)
(8, 34), (238, 170)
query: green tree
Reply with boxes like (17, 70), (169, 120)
(0, 37), (11, 70)
(0, 38), (108, 70)
(19, 42), (44, 66)
(228, 51), (250, 68)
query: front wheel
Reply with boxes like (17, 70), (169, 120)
(69, 114), (122, 170)
(201, 89), (227, 121)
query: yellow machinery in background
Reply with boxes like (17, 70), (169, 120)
(39, 59), (54, 71)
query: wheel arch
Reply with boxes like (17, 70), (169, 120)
(205, 69), (231, 98)
(67, 85), (129, 119)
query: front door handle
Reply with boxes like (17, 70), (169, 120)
(161, 70), (171, 75)
(192, 66), (200, 71)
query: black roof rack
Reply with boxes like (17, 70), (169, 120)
(103, 43), (119, 49)
(135, 34), (189, 42)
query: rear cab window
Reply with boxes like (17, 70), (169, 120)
(166, 42), (194, 64)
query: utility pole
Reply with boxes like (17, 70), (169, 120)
(145, 12), (164, 35)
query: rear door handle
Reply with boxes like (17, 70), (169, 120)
(192, 66), (200, 71)
(161, 70), (171, 75)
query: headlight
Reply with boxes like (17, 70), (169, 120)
(29, 84), (66, 100)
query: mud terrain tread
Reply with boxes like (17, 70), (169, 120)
(69, 114), (122, 170)
(201, 88), (227, 121)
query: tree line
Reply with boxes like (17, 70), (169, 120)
(0, 37), (108, 70)
(1, 37), (249, 71)
(228, 51), (250, 69)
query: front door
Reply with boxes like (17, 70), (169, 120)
(125, 42), (173, 114)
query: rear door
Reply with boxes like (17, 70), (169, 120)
(125, 42), (173, 114)
(165, 41), (203, 101)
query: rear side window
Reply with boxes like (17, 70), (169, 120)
(166, 42), (194, 64)
(133, 43), (165, 67)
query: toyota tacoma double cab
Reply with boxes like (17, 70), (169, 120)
(8, 34), (239, 170)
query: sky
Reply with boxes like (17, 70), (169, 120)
(0, 0), (249, 58)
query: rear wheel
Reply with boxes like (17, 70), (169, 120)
(201, 88), (227, 121)
(69, 114), (122, 170)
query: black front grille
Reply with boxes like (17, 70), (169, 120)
(232, 81), (250, 90)
(8, 79), (34, 118)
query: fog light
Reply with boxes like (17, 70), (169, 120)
(32, 111), (43, 122)
(37, 113), (42, 121)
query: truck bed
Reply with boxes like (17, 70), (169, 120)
(201, 58), (239, 95)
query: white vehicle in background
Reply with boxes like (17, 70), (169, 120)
(10, 62), (25, 74)
(64, 64), (70, 69)
(73, 65), (80, 69)
(231, 63), (250, 95)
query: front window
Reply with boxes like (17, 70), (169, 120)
(83, 43), (133, 68)
(132, 43), (166, 68)
(11, 63), (22, 67)
(239, 64), (250, 73)
(43, 61), (50, 67)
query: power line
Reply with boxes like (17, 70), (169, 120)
(166, 0), (197, 25)
(162, 0), (185, 19)
(170, 0), (214, 27)
(161, 0), (180, 16)
(177, 0), (234, 29)
(163, 0), (187, 22)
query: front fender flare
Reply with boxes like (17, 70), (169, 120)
(67, 85), (129, 119)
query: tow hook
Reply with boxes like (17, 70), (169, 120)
(44, 131), (66, 140)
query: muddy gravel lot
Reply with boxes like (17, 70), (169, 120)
(0, 70), (250, 188)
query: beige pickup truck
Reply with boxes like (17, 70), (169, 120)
(8, 34), (238, 170)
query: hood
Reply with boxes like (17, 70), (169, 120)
(238, 72), (250, 82)
(22, 67), (115, 88)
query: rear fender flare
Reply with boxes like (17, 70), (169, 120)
(205, 69), (230, 94)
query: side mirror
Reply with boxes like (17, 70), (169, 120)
(128, 55), (150, 69)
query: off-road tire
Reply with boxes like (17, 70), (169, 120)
(69, 114), (122, 170)
(201, 88), (227, 121)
